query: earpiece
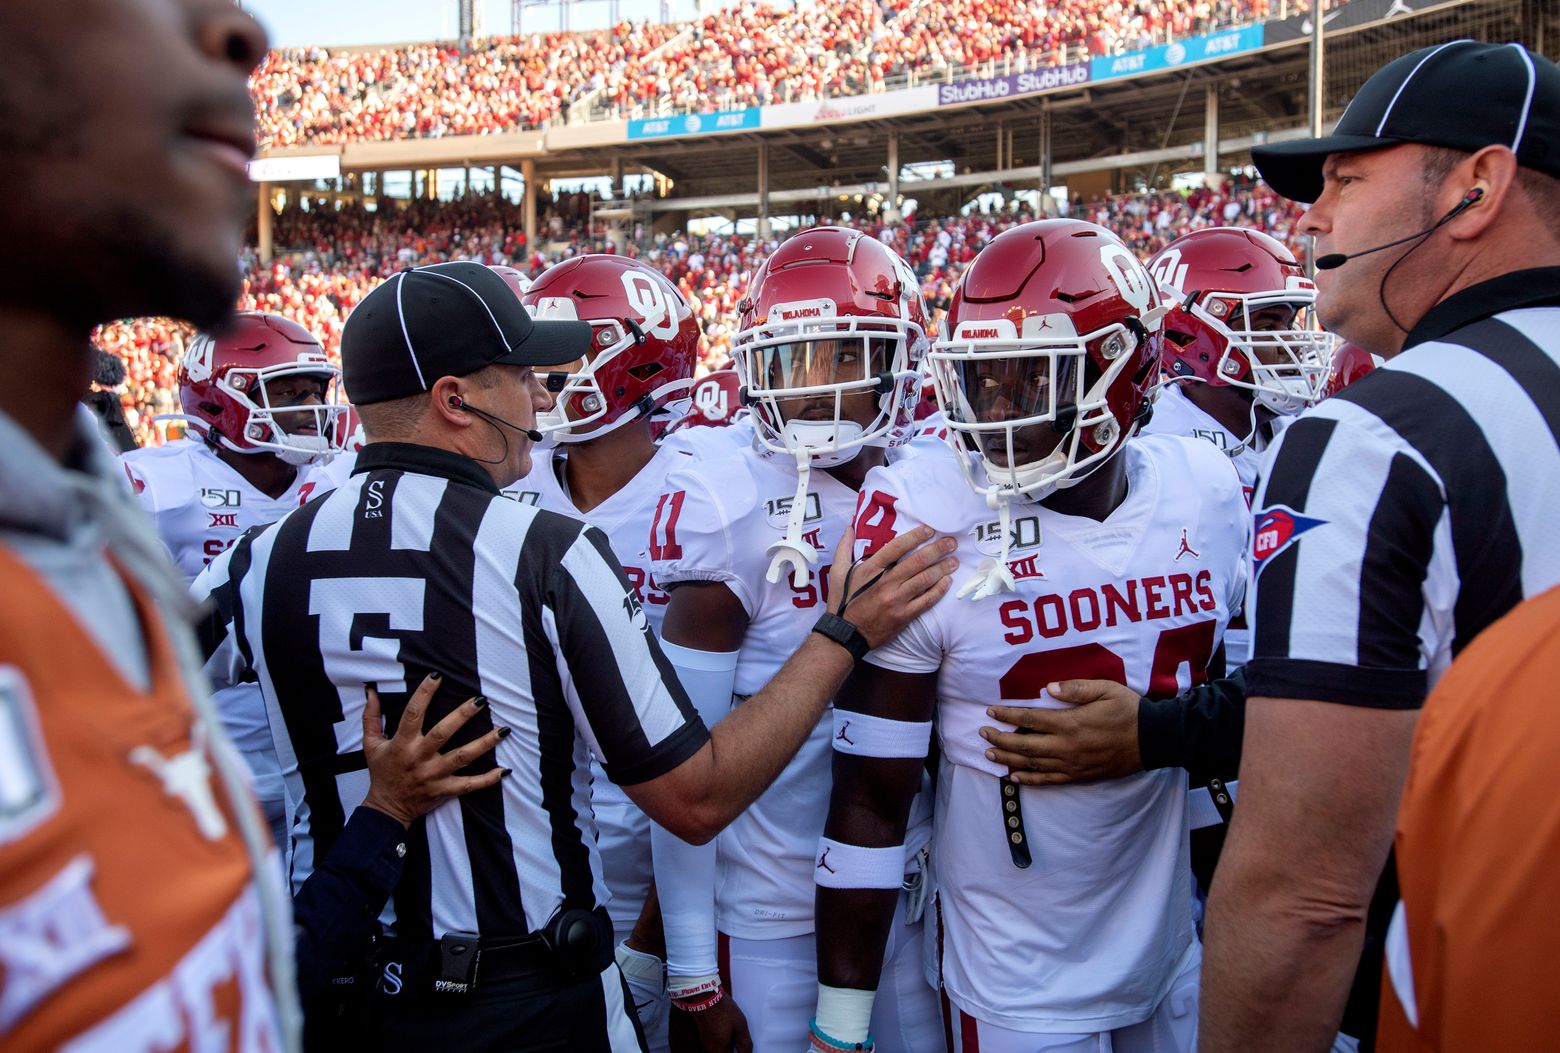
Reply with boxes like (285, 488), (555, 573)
(448, 395), (464, 408)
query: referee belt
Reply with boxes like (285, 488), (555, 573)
(371, 906), (614, 994)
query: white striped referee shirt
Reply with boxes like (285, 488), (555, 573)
(194, 442), (709, 941)
(1247, 268), (1560, 707)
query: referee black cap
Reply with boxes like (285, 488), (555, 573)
(342, 261), (592, 405)
(1253, 41), (1560, 203)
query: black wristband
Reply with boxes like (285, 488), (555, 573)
(811, 611), (871, 661)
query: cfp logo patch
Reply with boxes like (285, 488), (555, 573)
(765, 493), (823, 529)
(972, 515), (1042, 557)
(199, 487), (242, 509)
(1253, 506), (1327, 574)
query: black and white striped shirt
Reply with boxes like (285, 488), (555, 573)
(1247, 268), (1560, 708)
(196, 442), (708, 941)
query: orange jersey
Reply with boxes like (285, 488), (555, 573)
(0, 544), (282, 1051)
(1379, 584), (1560, 1051)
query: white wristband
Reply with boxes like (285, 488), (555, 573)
(831, 709), (933, 759)
(813, 837), (906, 890)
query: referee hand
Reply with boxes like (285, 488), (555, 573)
(360, 673), (510, 828)
(828, 523), (958, 649)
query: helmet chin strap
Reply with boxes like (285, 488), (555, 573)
(765, 419), (869, 587)
(766, 446), (821, 588)
(958, 491), (1018, 601)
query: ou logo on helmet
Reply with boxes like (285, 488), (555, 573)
(1100, 244), (1154, 314)
(621, 272), (680, 339)
(184, 333), (217, 382)
(1146, 249), (1190, 295)
(693, 378), (731, 422)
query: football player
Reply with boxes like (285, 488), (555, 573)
(1142, 226), (1336, 502)
(648, 227), (942, 1053)
(121, 310), (345, 846)
(502, 253), (710, 1052)
(1140, 227), (1336, 668)
(810, 220), (1249, 1053)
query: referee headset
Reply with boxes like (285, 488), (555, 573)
(446, 391), (545, 466)
(1314, 185), (1485, 331)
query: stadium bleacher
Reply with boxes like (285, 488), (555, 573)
(251, 0), (1275, 143)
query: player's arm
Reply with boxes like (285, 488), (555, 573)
(647, 578), (748, 1041)
(812, 662), (937, 1052)
(626, 521), (955, 839)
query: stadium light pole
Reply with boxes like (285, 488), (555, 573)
(1309, 0), (1326, 137)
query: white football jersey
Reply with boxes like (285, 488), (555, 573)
(121, 440), (324, 771)
(507, 441), (708, 930)
(1141, 383), (1276, 667)
(120, 439), (320, 581)
(301, 450), (356, 501)
(651, 444), (932, 940)
(856, 435), (1247, 1032)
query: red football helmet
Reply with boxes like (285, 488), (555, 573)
(734, 226), (928, 467)
(1146, 227), (1336, 415)
(177, 312), (345, 465)
(489, 264), (533, 299)
(679, 369), (743, 428)
(1323, 342), (1380, 399)
(521, 255), (699, 442)
(930, 219), (1165, 504)
(334, 404), (366, 452)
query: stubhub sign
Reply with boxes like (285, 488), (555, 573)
(1090, 25), (1264, 82)
(628, 106), (761, 141)
(937, 62), (1089, 106)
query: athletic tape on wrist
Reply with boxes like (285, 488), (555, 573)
(831, 709), (933, 759)
(815, 984), (876, 1047)
(813, 837), (907, 890)
(614, 941), (666, 989)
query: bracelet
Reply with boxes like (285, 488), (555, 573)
(808, 1019), (875, 1052)
(812, 611), (871, 661)
(671, 986), (725, 1013)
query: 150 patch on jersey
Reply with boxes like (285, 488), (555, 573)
(1252, 506), (1327, 574)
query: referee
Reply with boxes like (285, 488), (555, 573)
(1195, 42), (1560, 1051)
(195, 261), (955, 1052)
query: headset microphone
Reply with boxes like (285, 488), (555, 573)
(448, 395), (545, 442)
(1315, 188), (1484, 270)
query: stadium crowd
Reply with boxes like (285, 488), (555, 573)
(95, 179), (1304, 445)
(252, 0), (1282, 143)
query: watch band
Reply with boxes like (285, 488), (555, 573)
(812, 612), (871, 661)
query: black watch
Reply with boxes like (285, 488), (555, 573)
(812, 612), (871, 661)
